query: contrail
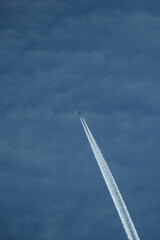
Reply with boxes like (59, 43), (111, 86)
(80, 117), (140, 240)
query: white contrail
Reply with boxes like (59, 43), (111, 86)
(80, 117), (140, 240)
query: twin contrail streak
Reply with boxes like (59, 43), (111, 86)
(80, 117), (140, 240)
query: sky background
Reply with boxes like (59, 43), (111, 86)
(0, 0), (160, 239)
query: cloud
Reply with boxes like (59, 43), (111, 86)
(0, 1), (160, 239)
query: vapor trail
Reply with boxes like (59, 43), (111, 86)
(80, 117), (140, 240)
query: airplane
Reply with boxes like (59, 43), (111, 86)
(78, 111), (83, 115)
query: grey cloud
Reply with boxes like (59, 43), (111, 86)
(0, 1), (160, 239)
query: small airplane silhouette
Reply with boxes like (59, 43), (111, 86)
(78, 111), (83, 115)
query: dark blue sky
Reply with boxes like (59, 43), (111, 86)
(0, 1), (160, 239)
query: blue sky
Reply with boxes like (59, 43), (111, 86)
(0, 0), (160, 239)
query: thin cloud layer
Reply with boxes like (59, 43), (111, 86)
(0, 1), (160, 239)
